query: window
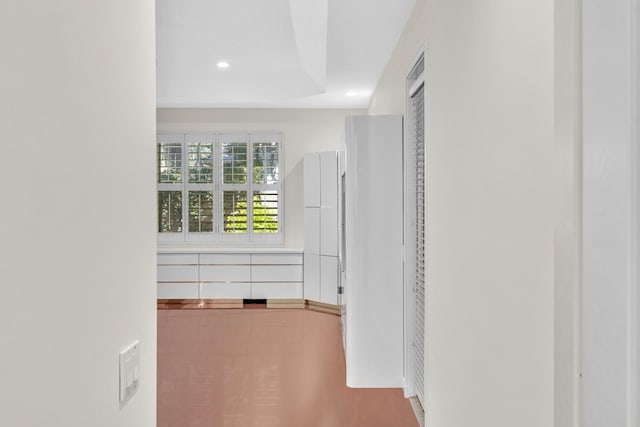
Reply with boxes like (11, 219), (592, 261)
(157, 133), (283, 243)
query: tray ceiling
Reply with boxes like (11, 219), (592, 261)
(156, 0), (415, 108)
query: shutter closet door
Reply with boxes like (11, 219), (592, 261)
(412, 83), (426, 406)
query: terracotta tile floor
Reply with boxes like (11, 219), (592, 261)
(158, 308), (419, 427)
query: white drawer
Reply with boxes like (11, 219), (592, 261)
(251, 265), (303, 282)
(199, 253), (251, 265)
(157, 283), (199, 299)
(157, 265), (199, 282)
(201, 283), (251, 299)
(200, 265), (251, 282)
(251, 283), (303, 299)
(251, 253), (303, 265)
(157, 253), (198, 265)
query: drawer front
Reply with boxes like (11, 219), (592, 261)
(158, 265), (199, 282)
(251, 283), (303, 299)
(201, 283), (251, 299)
(251, 265), (303, 282)
(157, 253), (198, 265)
(251, 253), (303, 265)
(157, 283), (199, 299)
(199, 253), (251, 265)
(200, 265), (251, 282)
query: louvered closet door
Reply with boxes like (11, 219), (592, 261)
(412, 83), (426, 406)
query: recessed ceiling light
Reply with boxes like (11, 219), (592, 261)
(216, 61), (230, 69)
(345, 90), (358, 97)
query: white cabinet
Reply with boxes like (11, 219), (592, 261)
(156, 250), (303, 301)
(199, 253), (251, 299)
(320, 151), (339, 258)
(320, 256), (338, 304)
(157, 253), (199, 299)
(251, 253), (303, 299)
(304, 151), (339, 305)
(304, 207), (321, 301)
(343, 115), (404, 388)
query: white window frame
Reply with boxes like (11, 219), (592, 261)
(157, 132), (284, 244)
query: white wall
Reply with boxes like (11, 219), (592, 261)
(370, 0), (564, 425)
(157, 108), (365, 249)
(0, 2), (157, 426)
(582, 0), (639, 425)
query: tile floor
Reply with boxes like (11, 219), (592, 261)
(158, 307), (419, 427)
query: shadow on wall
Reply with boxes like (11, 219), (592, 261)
(288, 158), (303, 208)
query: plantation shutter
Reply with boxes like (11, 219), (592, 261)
(409, 56), (426, 406)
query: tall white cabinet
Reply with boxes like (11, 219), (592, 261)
(304, 151), (339, 306)
(343, 115), (404, 388)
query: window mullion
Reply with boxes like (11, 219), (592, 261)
(182, 140), (188, 241)
(214, 136), (220, 237)
(248, 138), (255, 239)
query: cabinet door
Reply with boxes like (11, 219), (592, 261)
(320, 255), (338, 305)
(304, 252), (320, 301)
(320, 151), (338, 256)
(304, 153), (320, 207)
(320, 151), (338, 208)
(305, 207), (320, 255)
(320, 206), (338, 257)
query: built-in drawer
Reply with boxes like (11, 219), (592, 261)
(199, 253), (251, 265)
(251, 265), (303, 282)
(251, 253), (303, 265)
(251, 283), (303, 299)
(199, 265), (251, 282)
(201, 283), (251, 299)
(157, 283), (199, 299)
(157, 253), (198, 265)
(157, 265), (199, 283)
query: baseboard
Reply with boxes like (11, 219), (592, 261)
(266, 299), (305, 309)
(157, 298), (341, 313)
(409, 397), (425, 427)
(305, 300), (341, 316)
(157, 299), (243, 309)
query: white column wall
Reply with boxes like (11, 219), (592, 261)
(370, 0), (562, 425)
(0, 1), (157, 426)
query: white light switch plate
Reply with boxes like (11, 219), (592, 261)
(119, 340), (140, 404)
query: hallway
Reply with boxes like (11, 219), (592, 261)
(158, 308), (418, 427)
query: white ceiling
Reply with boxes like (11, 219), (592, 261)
(156, 0), (416, 108)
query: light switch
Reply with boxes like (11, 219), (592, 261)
(119, 340), (140, 404)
